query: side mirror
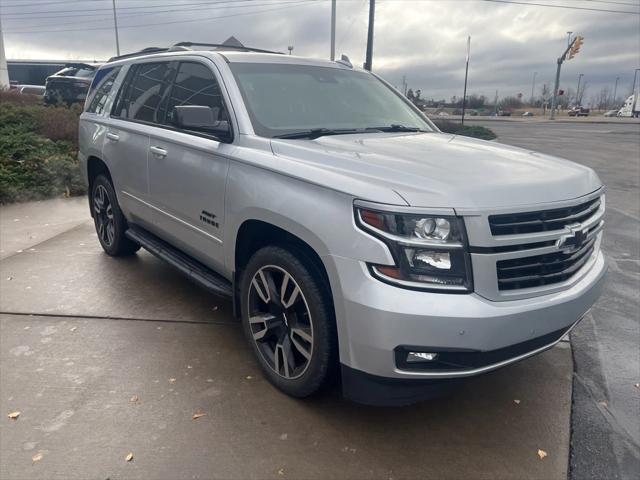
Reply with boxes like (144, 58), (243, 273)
(171, 105), (231, 140)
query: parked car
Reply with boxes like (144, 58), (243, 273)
(568, 106), (590, 117)
(497, 110), (512, 116)
(79, 44), (606, 406)
(603, 110), (618, 117)
(18, 85), (46, 96)
(44, 63), (98, 106)
(521, 111), (534, 117)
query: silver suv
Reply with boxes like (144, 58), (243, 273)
(79, 43), (607, 405)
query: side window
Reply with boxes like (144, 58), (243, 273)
(119, 62), (175, 124)
(86, 66), (121, 114)
(166, 62), (228, 124)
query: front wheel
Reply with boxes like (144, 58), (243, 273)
(240, 246), (337, 398)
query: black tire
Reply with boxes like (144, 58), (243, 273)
(91, 174), (140, 256)
(240, 245), (338, 398)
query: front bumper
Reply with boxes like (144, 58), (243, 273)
(327, 251), (606, 403)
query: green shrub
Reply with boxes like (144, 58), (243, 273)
(0, 101), (84, 203)
(432, 119), (497, 140)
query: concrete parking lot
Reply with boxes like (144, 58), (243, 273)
(1, 122), (638, 479)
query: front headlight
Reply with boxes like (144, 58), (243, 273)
(355, 205), (473, 292)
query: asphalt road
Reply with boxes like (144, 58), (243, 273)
(469, 121), (640, 479)
(0, 122), (638, 480)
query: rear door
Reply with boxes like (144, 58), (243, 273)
(104, 61), (176, 229)
(147, 59), (233, 273)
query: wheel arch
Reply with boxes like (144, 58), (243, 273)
(86, 156), (112, 217)
(232, 218), (336, 320)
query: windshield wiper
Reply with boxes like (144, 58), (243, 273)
(274, 128), (361, 140)
(371, 124), (428, 133)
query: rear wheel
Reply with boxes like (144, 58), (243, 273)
(91, 174), (140, 256)
(240, 246), (337, 398)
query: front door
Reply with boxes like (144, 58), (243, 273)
(147, 60), (232, 273)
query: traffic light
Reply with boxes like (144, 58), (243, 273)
(568, 36), (584, 60)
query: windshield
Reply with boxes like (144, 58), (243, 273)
(229, 63), (433, 138)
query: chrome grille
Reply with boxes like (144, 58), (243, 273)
(489, 197), (601, 236)
(496, 236), (596, 291)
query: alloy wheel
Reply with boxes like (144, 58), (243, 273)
(248, 265), (314, 379)
(93, 184), (115, 247)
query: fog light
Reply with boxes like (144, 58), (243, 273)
(406, 352), (438, 362)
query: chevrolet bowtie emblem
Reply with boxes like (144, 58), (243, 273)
(556, 224), (588, 253)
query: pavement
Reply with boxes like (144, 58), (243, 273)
(467, 121), (640, 479)
(0, 121), (637, 480)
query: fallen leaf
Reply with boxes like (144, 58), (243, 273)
(598, 401), (608, 407)
(130, 395), (139, 403)
(7, 411), (21, 420)
(70, 327), (77, 332)
(277, 468), (285, 476)
(187, 365), (193, 369)
(537, 449), (547, 460)
(24, 326), (30, 330)
(212, 306), (219, 311)
(279, 433), (288, 440)
(125, 452), (133, 462)
(513, 399), (521, 405)
(32, 453), (43, 462)
(169, 378), (176, 384)
(634, 383), (639, 389)
(245, 375), (253, 380)
(192, 412), (207, 420)
(6, 277), (12, 281)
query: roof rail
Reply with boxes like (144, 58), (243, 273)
(107, 42), (283, 63)
(173, 42), (283, 55)
(107, 47), (170, 63)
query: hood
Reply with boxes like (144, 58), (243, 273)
(270, 132), (602, 209)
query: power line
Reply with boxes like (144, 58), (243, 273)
(584, 0), (640, 7)
(0, 0), (104, 8)
(482, 0), (640, 14)
(3, 0), (320, 34)
(0, 0), (270, 16)
(3, 0), (312, 30)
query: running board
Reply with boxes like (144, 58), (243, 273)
(125, 226), (233, 298)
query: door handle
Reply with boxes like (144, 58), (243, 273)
(149, 146), (167, 157)
(106, 132), (119, 142)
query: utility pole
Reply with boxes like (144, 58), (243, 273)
(530, 71), (537, 105)
(494, 90), (499, 115)
(632, 68), (640, 96)
(363, 0), (375, 71)
(461, 36), (471, 126)
(551, 35), (584, 120)
(112, 0), (121, 56)
(330, 0), (336, 61)
(576, 73), (584, 106)
(612, 76), (620, 108)
(0, 14), (9, 89)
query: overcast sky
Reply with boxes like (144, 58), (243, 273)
(2, 0), (639, 103)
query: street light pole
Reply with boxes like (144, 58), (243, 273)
(364, 0), (375, 71)
(330, 0), (336, 61)
(576, 73), (584, 106)
(461, 36), (471, 126)
(530, 71), (537, 105)
(613, 76), (620, 108)
(567, 31), (573, 47)
(112, 0), (121, 56)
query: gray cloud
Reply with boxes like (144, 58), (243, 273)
(2, 0), (639, 103)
